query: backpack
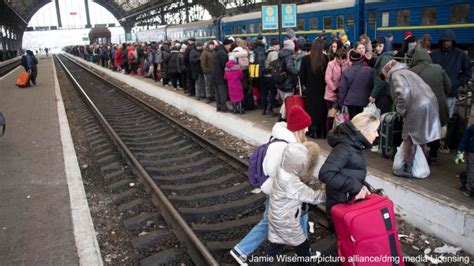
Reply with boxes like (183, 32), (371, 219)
(270, 59), (287, 85)
(128, 53), (136, 62)
(248, 138), (288, 187)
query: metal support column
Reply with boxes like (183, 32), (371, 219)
(55, 0), (62, 28)
(84, 0), (92, 28)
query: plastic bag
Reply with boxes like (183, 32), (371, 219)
(412, 145), (430, 178)
(334, 106), (350, 128)
(363, 102), (381, 118)
(393, 142), (430, 178)
(393, 145), (405, 172)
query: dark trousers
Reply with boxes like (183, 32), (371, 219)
(169, 72), (183, 88)
(129, 62), (137, 74)
(153, 63), (159, 81)
(188, 77), (196, 95)
(265, 240), (311, 265)
(215, 83), (228, 111)
(29, 67), (37, 85)
(428, 139), (440, 159)
(261, 77), (276, 110)
(347, 105), (364, 119)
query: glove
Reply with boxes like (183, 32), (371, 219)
(455, 152), (465, 164)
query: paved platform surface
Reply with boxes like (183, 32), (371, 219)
(0, 56), (101, 265)
(70, 54), (474, 255)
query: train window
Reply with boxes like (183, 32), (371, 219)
(347, 13), (353, 24)
(242, 25), (247, 34)
(232, 25), (239, 34)
(450, 4), (469, 24)
(324, 17), (332, 29)
(368, 10), (376, 23)
(396, 9), (410, 26)
(421, 7), (437, 25)
(297, 19), (305, 31)
(382, 12), (389, 27)
(337, 15), (344, 29)
(310, 17), (318, 29)
(250, 24), (255, 33)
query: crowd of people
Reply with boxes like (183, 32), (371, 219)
(66, 28), (474, 262)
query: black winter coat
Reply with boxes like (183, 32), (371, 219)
(319, 121), (372, 231)
(276, 49), (299, 92)
(212, 45), (229, 85)
(189, 47), (203, 79)
(167, 50), (184, 74)
(299, 55), (328, 133)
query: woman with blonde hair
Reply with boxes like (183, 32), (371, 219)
(319, 112), (380, 231)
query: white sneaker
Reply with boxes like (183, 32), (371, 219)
(230, 249), (248, 266)
(371, 145), (379, 153)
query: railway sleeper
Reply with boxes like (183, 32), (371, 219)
(178, 194), (264, 222)
(159, 173), (238, 191)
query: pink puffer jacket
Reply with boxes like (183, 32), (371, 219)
(324, 59), (351, 102)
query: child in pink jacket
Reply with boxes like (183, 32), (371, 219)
(324, 48), (351, 130)
(224, 55), (245, 114)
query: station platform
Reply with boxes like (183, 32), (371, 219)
(0, 57), (102, 265)
(69, 53), (474, 255)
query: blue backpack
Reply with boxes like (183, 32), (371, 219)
(248, 137), (288, 187)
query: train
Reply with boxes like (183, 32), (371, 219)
(133, 0), (474, 50)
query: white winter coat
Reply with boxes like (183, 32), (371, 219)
(261, 122), (297, 194)
(268, 143), (326, 246)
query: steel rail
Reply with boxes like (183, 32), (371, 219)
(55, 54), (218, 265)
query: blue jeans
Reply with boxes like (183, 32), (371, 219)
(233, 196), (309, 259)
(447, 97), (456, 118)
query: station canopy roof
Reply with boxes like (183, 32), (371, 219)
(6, 0), (176, 23)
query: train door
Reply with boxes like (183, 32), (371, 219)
(366, 9), (377, 40)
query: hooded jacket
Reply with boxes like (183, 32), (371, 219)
(231, 47), (249, 69)
(370, 51), (396, 99)
(261, 122), (298, 194)
(224, 60), (244, 102)
(268, 143), (326, 246)
(431, 30), (472, 97)
(338, 62), (373, 108)
(409, 48), (451, 126)
(319, 122), (371, 228)
(276, 48), (299, 92)
(325, 58), (351, 102)
(388, 62), (441, 144)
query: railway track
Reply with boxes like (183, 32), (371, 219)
(0, 57), (21, 77)
(55, 54), (289, 264)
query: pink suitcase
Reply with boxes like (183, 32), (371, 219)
(331, 194), (404, 266)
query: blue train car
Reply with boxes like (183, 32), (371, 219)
(134, 25), (166, 42)
(166, 19), (219, 42)
(366, 0), (474, 46)
(220, 1), (364, 43)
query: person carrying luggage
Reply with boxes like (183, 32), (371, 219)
(266, 141), (325, 262)
(409, 48), (451, 165)
(382, 60), (441, 178)
(21, 50), (38, 86)
(230, 105), (313, 265)
(319, 112), (380, 231)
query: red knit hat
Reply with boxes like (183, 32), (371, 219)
(287, 105), (311, 132)
(405, 31), (412, 38)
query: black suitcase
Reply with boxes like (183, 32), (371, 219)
(380, 112), (403, 159)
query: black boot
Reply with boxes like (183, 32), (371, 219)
(393, 161), (413, 179)
(262, 104), (267, 115)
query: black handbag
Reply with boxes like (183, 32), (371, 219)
(0, 112), (5, 136)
